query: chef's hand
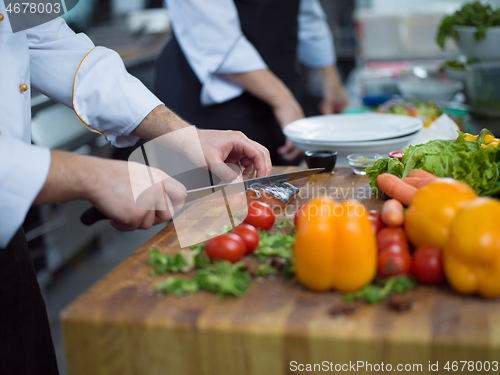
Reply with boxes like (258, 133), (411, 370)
(317, 64), (349, 115)
(196, 128), (272, 181)
(132, 105), (272, 181)
(103, 160), (187, 231)
(35, 151), (186, 231)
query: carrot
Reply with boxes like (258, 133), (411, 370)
(376, 173), (417, 206)
(407, 169), (437, 179)
(402, 177), (437, 189)
(381, 199), (404, 227)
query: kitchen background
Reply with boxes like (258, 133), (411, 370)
(27, 1), (500, 374)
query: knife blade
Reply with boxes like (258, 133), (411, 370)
(184, 168), (323, 203)
(80, 168), (323, 226)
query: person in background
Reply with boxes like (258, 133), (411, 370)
(155, 0), (349, 166)
(0, 9), (271, 375)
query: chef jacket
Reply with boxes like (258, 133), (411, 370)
(165, 0), (336, 106)
(0, 7), (163, 248)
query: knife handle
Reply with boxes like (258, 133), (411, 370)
(80, 207), (109, 226)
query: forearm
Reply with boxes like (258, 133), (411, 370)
(34, 150), (99, 205)
(226, 70), (295, 109)
(131, 105), (191, 141)
(318, 64), (343, 100)
(317, 64), (348, 114)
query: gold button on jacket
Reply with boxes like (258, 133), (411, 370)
(0, 14), (4, 22)
(20, 84), (28, 92)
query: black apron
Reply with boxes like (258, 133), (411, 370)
(155, 0), (301, 165)
(0, 229), (59, 375)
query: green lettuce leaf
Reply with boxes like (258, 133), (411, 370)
(367, 130), (500, 197)
(366, 157), (404, 192)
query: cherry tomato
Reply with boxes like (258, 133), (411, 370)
(412, 245), (445, 285)
(377, 227), (409, 254)
(389, 150), (404, 162)
(368, 210), (384, 234)
(232, 224), (259, 253)
(244, 201), (275, 231)
(294, 204), (307, 227)
(205, 233), (246, 263)
(380, 243), (409, 256)
(378, 251), (412, 279)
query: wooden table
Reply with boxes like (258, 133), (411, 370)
(61, 167), (500, 375)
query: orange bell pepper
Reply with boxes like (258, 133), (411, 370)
(404, 179), (477, 248)
(443, 197), (500, 298)
(294, 198), (377, 293)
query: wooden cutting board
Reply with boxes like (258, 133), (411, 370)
(61, 167), (500, 375)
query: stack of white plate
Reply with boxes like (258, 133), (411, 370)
(284, 113), (423, 167)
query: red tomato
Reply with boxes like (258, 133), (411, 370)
(377, 227), (409, 254)
(232, 224), (259, 253)
(412, 245), (445, 285)
(378, 251), (412, 278)
(368, 210), (384, 234)
(380, 243), (409, 256)
(294, 204), (307, 227)
(389, 150), (404, 162)
(406, 109), (417, 117)
(244, 201), (275, 231)
(205, 233), (246, 263)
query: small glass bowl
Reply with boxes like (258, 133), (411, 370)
(347, 153), (384, 175)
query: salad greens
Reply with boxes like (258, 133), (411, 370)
(437, 1), (500, 49)
(257, 264), (279, 277)
(344, 276), (417, 304)
(150, 220), (296, 297)
(155, 261), (251, 298)
(155, 278), (199, 296)
(194, 261), (251, 297)
(367, 130), (500, 197)
(147, 249), (188, 276)
(253, 230), (295, 261)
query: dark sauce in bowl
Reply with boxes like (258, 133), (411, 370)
(304, 150), (338, 173)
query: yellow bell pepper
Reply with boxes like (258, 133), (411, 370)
(483, 134), (495, 143)
(443, 197), (500, 298)
(405, 179), (477, 248)
(482, 141), (499, 148)
(464, 133), (478, 141)
(294, 198), (377, 292)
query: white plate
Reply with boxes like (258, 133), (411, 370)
(290, 132), (419, 167)
(283, 113), (422, 143)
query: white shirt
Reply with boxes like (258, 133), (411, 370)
(166, 0), (336, 106)
(0, 9), (163, 247)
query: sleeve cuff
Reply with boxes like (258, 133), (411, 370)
(73, 46), (164, 148)
(0, 138), (51, 248)
(200, 36), (268, 106)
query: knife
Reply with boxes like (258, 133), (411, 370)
(80, 168), (323, 226)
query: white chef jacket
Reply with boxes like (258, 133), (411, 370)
(0, 7), (163, 248)
(165, 0), (336, 106)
